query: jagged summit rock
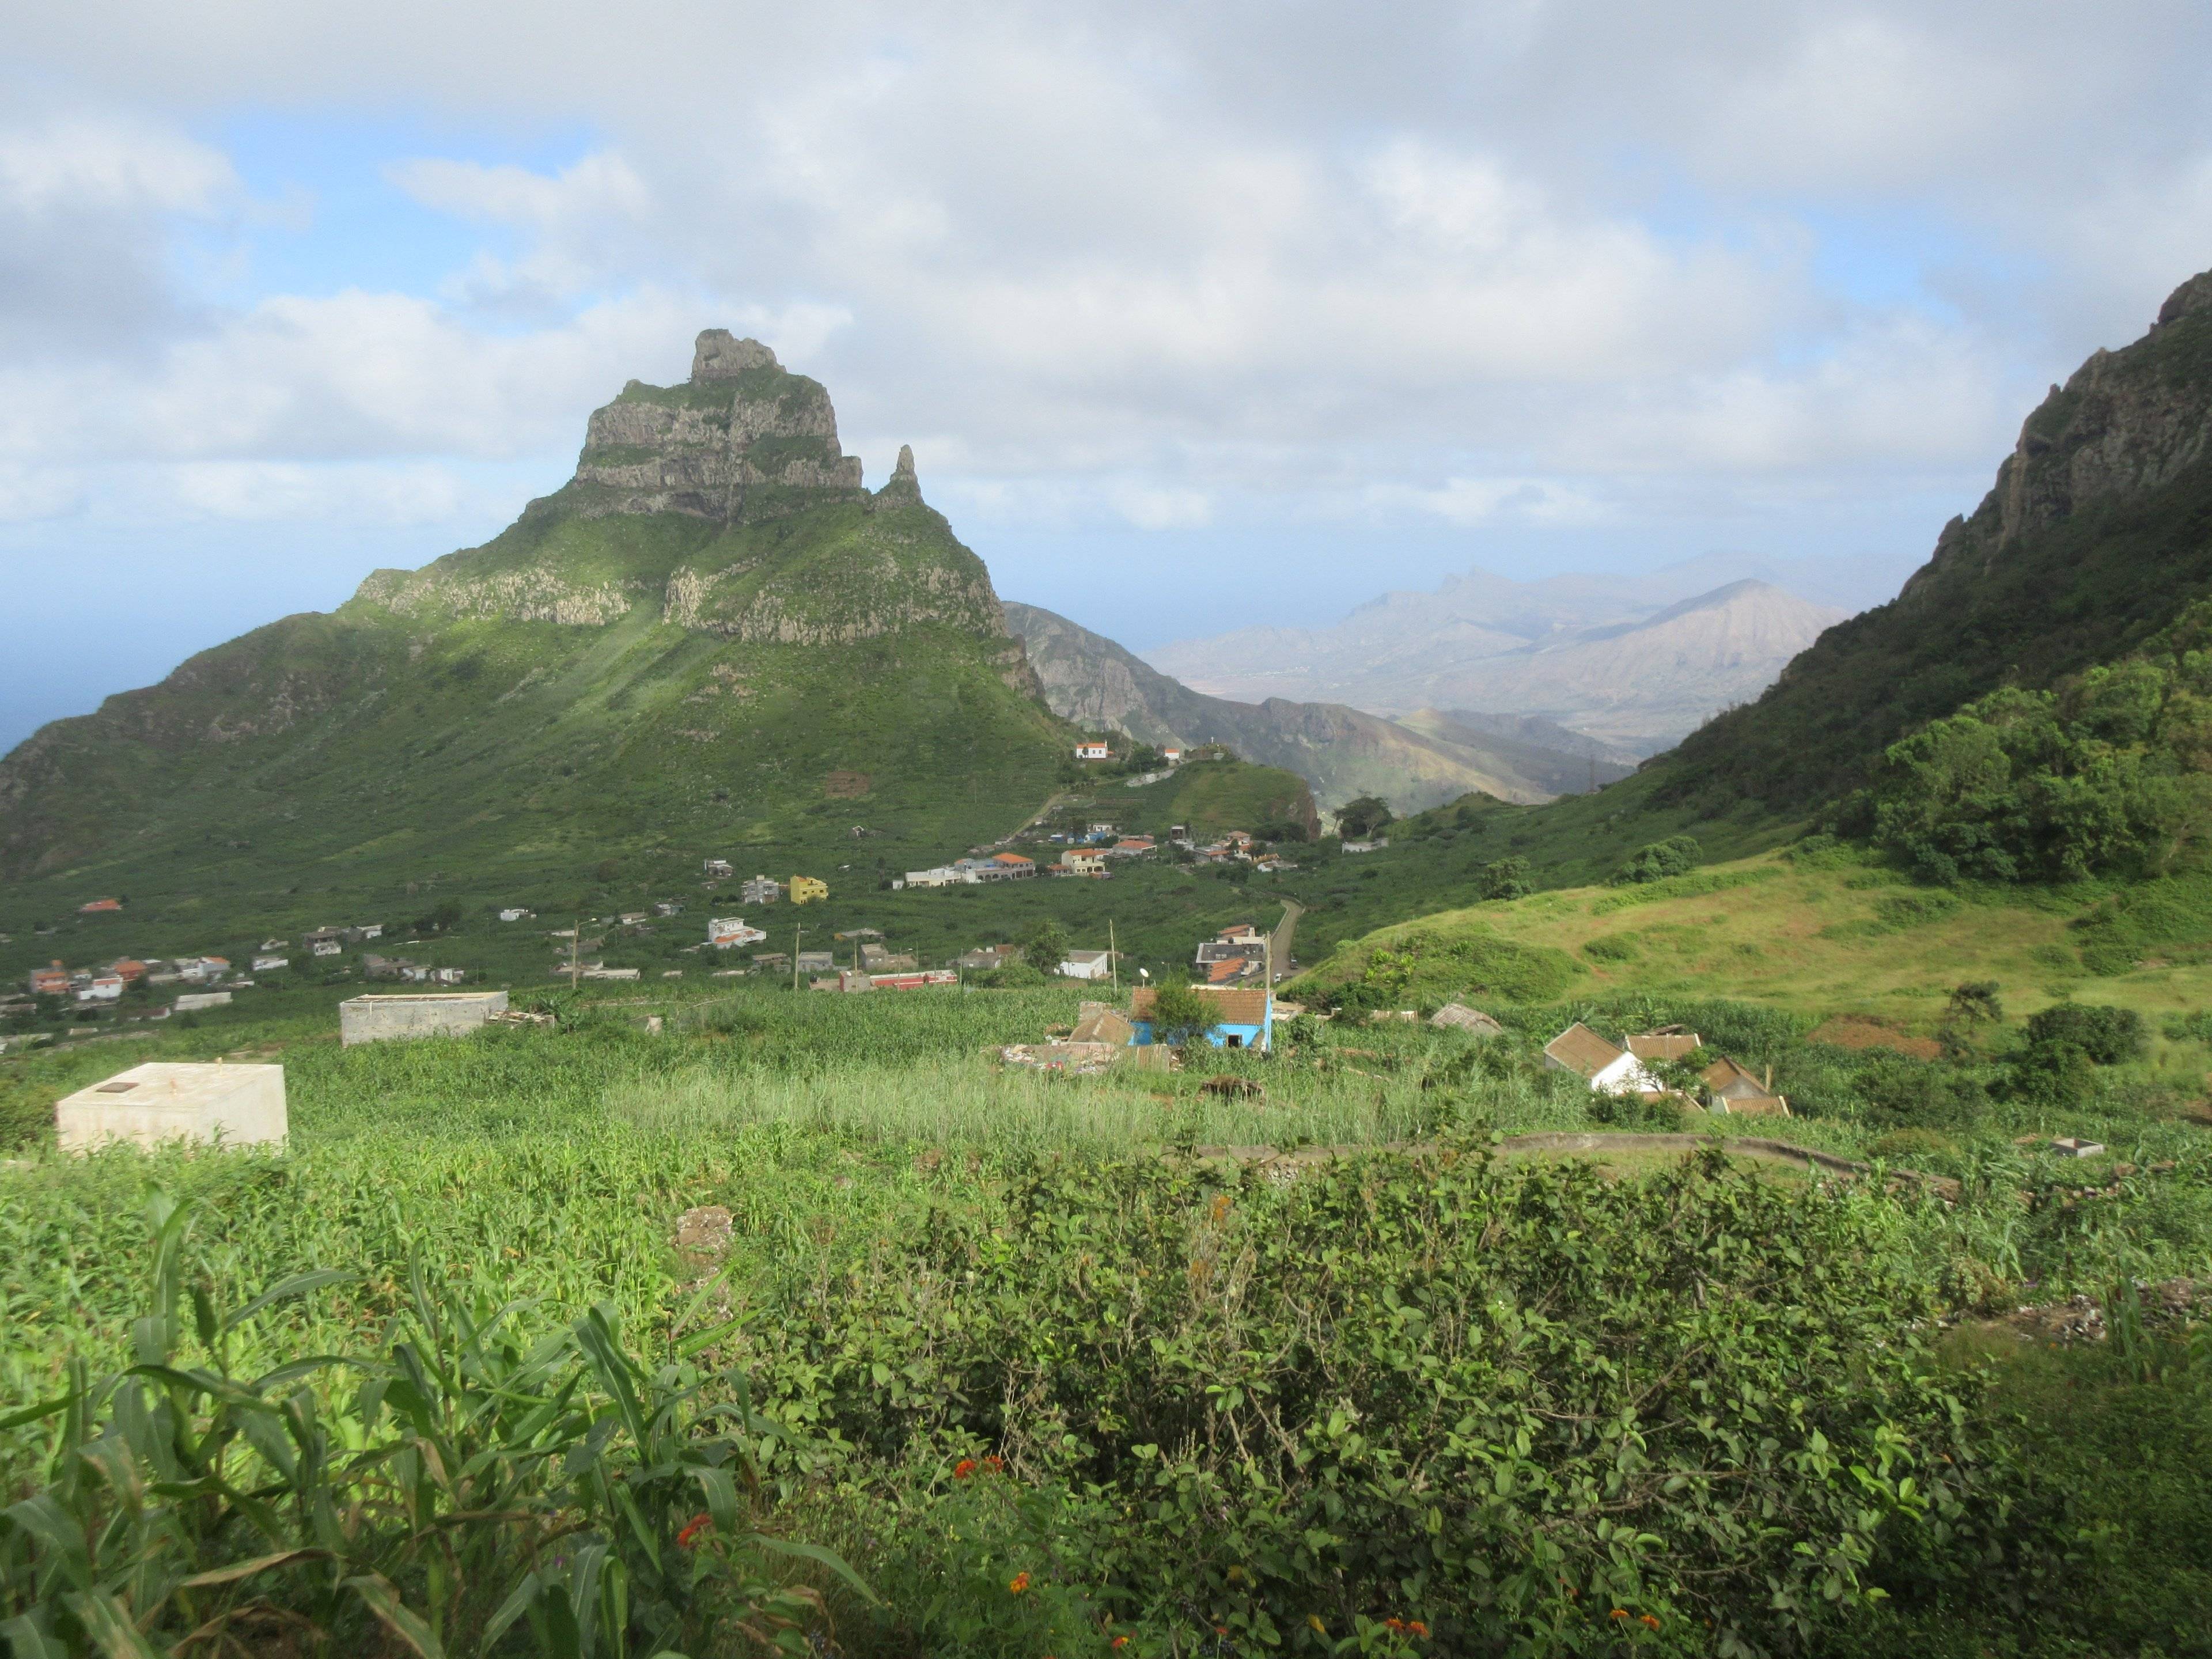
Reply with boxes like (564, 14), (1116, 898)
(690, 330), (779, 381)
(876, 442), (922, 505)
(563, 330), (864, 521)
(2157, 270), (2212, 329)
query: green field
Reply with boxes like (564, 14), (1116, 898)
(7, 971), (2212, 1654)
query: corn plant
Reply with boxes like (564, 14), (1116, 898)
(0, 1192), (865, 1658)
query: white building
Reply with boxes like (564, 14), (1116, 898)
(498, 907), (533, 922)
(904, 866), (978, 888)
(708, 917), (768, 949)
(1542, 1024), (1665, 1096)
(313, 941), (342, 957)
(1058, 949), (1116, 981)
(252, 955), (289, 973)
(704, 859), (734, 878)
(1074, 742), (1111, 760)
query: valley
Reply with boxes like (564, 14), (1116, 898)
(12, 275), (2212, 1658)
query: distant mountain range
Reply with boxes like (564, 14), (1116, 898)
(1004, 603), (1638, 814)
(1146, 568), (1851, 753)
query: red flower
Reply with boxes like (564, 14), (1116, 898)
(675, 1512), (713, 1549)
(982, 1455), (1004, 1472)
(954, 1459), (978, 1479)
(1112, 1639), (1130, 1650)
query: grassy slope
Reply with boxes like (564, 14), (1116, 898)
(1290, 844), (2212, 1041)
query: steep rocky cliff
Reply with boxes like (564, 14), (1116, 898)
(1668, 267), (2212, 808)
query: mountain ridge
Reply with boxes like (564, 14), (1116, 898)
(1149, 577), (1844, 751)
(1002, 602), (1636, 812)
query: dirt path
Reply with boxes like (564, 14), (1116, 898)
(1268, 899), (1305, 983)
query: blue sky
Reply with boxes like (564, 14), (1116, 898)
(3, 0), (2210, 752)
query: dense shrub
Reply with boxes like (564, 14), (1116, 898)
(2022, 1002), (2147, 1067)
(744, 1147), (1983, 1655)
(1869, 603), (2212, 884)
(1610, 834), (1702, 885)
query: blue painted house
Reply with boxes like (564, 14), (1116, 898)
(1130, 984), (1272, 1052)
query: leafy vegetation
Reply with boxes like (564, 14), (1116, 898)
(1868, 601), (2212, 884)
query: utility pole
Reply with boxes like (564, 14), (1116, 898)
(792, 925), (805, 992)
(1109, 918), (1118, 993)
(570, 918), (580, 993)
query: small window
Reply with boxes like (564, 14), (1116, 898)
(1225, 1034), (1243, 1048)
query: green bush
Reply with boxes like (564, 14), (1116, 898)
(739, 1146), (1984, 1655)
(1610, 834), (1702, 885)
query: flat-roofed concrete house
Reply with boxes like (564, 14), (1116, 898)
(313, 941), (342, 957)
(704, 859), (734, 879)
(790, 876), (828, 904)
(708, 917), (767, 949)
(1543, 1024), (1664, 1095)
(1058, 949), (1116, 982)
(1700, 1055), (1791, 1116)
(740, 876), (782, 904)
(904, 865), (975, 888)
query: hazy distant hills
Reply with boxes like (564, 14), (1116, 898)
(1146, 573), (1848, 753)
(1003, 603), (1635, 812)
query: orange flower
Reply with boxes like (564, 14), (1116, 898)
(982, 1455), (1004, 1472)
(954, 1459), (978, 1479)
(1113, 1638), (1130, 1650)
(675, 1512), (713, 1549)
(1407, 1622), (1429, 1639)
(1610, 1608), (1630, 1621)
(1639, 1613), (1660, 1630)
(1009, 1572), (1031, 1594)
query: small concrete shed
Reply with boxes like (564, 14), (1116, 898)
(339, 990), (509, 1047)
(56, 1062), (286, 1153)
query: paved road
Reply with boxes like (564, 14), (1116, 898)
(1269, 898), (1305, 984)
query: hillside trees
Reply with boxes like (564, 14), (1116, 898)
(1869, 605), (2212, 884)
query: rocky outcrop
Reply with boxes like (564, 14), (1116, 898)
(358, 566), (641, 627)
(566, 332), (867, 520)
(1674, 264), (2212, 809)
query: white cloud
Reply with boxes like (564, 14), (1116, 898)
(0, 115), (235, 217)
(1, 0), (2210, 656)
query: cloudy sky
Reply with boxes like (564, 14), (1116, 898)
(3, 1), (2210, 751)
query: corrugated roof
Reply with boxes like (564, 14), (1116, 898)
(1544, 1022), (1623, 1078)
(1626, 1031), (1702, 1062)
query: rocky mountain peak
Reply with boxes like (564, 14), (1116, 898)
(562, 330), (865, 521)
(2156, 269), (2212, 329)
(876, 442), (923, 503)
(690, 330), (780, 381)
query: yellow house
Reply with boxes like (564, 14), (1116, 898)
(790, 875), (828, 904)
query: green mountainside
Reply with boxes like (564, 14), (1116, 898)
(1003, 601), (1634, 813)
(0, 332), (1070, 972)
(1666, 267), (2212, 813)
